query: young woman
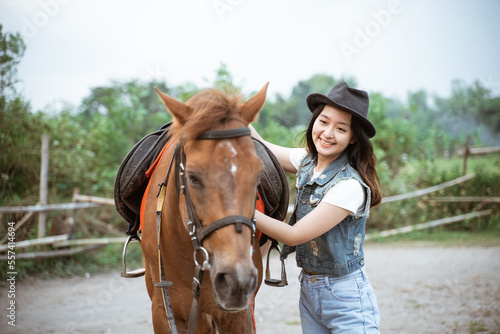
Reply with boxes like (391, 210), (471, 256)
(251, 81), (382, 333)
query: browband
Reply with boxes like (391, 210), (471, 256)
(197, 127), (251, 140)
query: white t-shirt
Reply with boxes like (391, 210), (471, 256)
(289, 148), (365, 215)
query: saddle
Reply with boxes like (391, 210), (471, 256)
(114, 123), (172, 235)
(114, 122), (289, 239)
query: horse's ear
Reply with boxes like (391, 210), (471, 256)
(154, 86), (192, 124)
(240, 83), (269, 124)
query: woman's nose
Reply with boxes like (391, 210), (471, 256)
(324, 128), (335, 138)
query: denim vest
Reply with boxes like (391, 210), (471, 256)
(281, 151), (372, 277)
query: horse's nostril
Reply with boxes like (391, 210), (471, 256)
(215, 269), (258, 294)
(215, 273), (235, 296)
(249, 273), (257, 292)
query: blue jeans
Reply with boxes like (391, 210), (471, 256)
(298, 267), (380, 333)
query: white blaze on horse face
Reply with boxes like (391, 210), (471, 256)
(220, 141), (239, 175)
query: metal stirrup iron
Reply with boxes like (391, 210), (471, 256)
(264, 240), (288, 287)
(121, 233), (146, 278)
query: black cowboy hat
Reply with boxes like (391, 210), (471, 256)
(306, 81), (376, 138)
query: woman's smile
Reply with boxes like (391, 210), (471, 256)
(319, 138), (335, 147)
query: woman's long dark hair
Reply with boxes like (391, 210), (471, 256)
(304, 105), (382, 207)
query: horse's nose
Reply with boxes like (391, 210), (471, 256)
(214, 266), (258, 296)
(213, 266), (258, 311)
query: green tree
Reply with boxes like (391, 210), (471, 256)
(0, 26), (39, 203)
(0, 98), (45, 203)
(369, 93), (417, 177)
(76, 80), (172, 194)
(433, 79), (499, 145)
(481, 96), (500, 135)
(212, 63), (239, 94)
(272, 74), (344, 127)
(0, 25), (26, 96)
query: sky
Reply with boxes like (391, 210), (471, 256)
(1, 0), (499, 112)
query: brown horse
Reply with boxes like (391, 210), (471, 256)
(141, 84), (268, 333)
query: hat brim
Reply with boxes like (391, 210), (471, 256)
(306, 93), (376, 138)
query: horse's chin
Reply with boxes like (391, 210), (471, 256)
(213, 292), (253, 313)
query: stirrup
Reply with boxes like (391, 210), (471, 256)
(264, 241), (288, 287)
(121, 235), (146, 278)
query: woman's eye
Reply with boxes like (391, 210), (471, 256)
(337, 127), (346, 132)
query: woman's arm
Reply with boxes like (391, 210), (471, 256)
(255, 202), (351, 246)
(249, 124), (297, 173)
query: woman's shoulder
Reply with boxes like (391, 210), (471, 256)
(290, 148), (311, 170)
(341, 163), (365, 184)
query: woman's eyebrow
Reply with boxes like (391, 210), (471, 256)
(337, 121), (351, 128)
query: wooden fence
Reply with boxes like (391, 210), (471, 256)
(0, 189), (126, 261)
(2, 172), (497, 261)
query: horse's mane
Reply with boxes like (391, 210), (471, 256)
(170, 88), (245, 143)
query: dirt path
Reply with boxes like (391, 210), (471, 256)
(1, 245), (499, 333)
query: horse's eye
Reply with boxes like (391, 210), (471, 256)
(187, 174), (202, 186)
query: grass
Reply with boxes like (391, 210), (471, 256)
(469, 321), (488, 333)
(406, 153), (500, 176)
(366, 226), (500, 248)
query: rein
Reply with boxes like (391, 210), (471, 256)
(155, 126), (256, 334)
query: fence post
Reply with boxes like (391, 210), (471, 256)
(461, 136), (470, 212)
(462, 136), (470, 177)
(38, 135), (49, 238)
(71, 188), (80, 239)
(461, 136), (470, 193)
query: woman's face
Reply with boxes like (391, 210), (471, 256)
(312, 105), (355, 164)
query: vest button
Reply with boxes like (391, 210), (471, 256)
(342, 167), (347, 171)
(301, 199), (306, 204)
(360, 260), (365, 266)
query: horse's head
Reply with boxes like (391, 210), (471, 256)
(155, 84), (268, 312)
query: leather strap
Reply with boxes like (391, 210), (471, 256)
(197, 127), (251, 139)
(154, 148), (178, 334)
(198, 215), (254, 242)
(187, 265), (204, 334)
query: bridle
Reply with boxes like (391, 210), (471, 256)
(155, 126), (256, 334)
